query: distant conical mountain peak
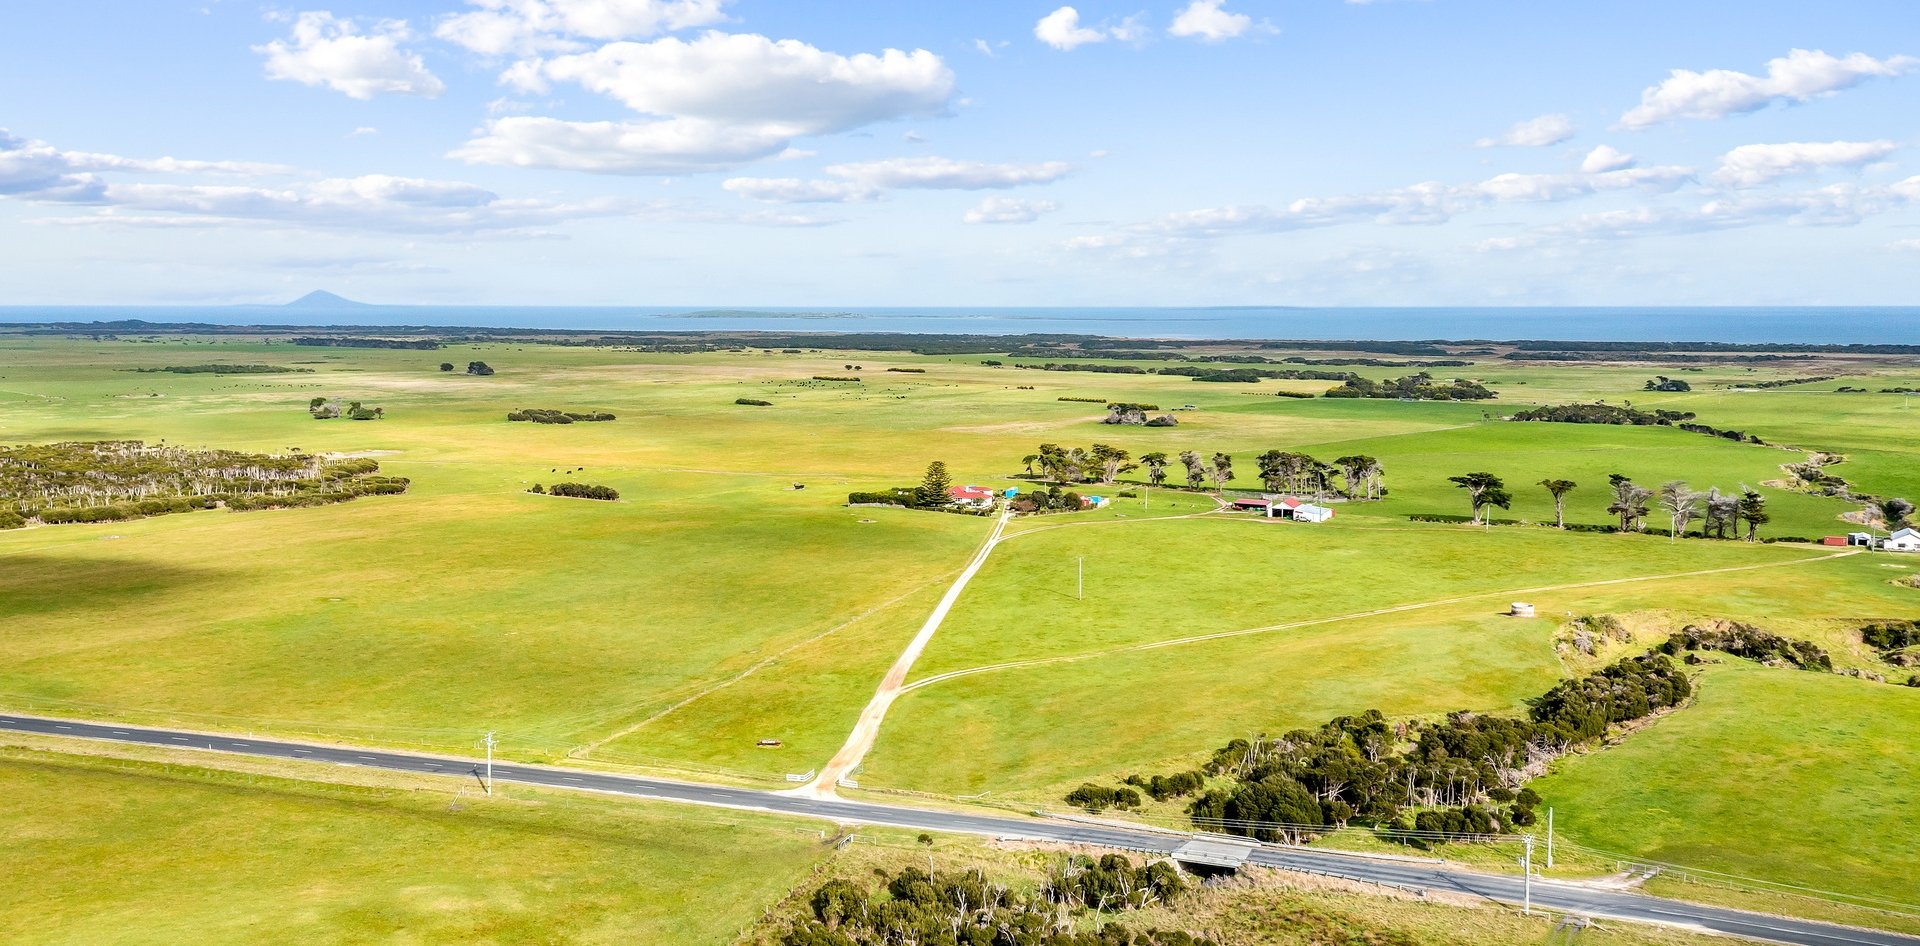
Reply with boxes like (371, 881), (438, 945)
(286, 290), (367, 307)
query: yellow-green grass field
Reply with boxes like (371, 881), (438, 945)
(0, 747), (830, 946)
(5, 334), (1920, 922)
(1533, 660), (1920, 911)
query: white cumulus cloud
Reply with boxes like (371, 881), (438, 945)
(1712, 140), (1897, 187)
(1579, 145), (1636, 173)
(436, 0), (729, 55)
(1476, 114), (1575, 148)
(255, 11), (444, 100)
(1169, 0), (1256, 42)
(1034, 6), (1143, 51)
(456, 32), (954, 174)
(1620, 48), (1917, 129)
(964, 197), (1059, 224)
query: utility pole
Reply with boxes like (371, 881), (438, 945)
(1076, 556), (1083, 600)
(1546, 808), (1554, 869)
(483, 731), (496, 796)
(1522, 834), (1535, 915)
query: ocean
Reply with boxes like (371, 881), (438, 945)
(4, 305), (1920, 344)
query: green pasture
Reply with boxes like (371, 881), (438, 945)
(5, 335), (1920, 923)
(0, 748), (829, 946)
(1533, 660), (1920, 909)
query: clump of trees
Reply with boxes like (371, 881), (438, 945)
(1, 441), (407, 527)
(1860, 620), (1920, 667)
(466, 361), (495, 376)
(812, 375), (862, 382)
(1027, 443), (1138, 485)
(1656, 620), (1831, 671)
(1167, 654), (1690, 845)
(506, 409), (616, 424)
(531, 482), (619, 501)
(135, 364), (311, 375)
(1065, 782), (1143, 811)
(1511, 403), (1763, 444)
(780, 860), (1208, 946)
(293, 337), (438, 350)
(847, 462), (996, 514)
(1323, 373), (1495, 401)
(736, 397), (773, 406)
(1010, 485), (1087, 515)
(308, 398), (384, 421)
(1644, 376), (1691, 392)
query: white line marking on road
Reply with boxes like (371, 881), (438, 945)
(54, 724), (71, 729)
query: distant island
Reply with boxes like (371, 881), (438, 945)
(284, 290), (369, 308)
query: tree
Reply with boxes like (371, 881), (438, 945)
(1089, 443), (1134, 484)
(1607, 474), (1653, 531)
(1448, 472), (1510, 525)
(1658, 480), (1700, 540)
(1179, 451), (1206, 489)
(915, 461), (952, 507)
(1737, 487), (1770, 542)
(1539, 479), (1577, 528)
(1209, 452), (1233, 491)
(1335, 455), (1380, 500)
(1876, 496), (1915, 531)
(1140, 452), (1170, 487)
(1702, 487), (1739, 539)
(438, 362), (454, 372)
(1021, 453), (1039, 477)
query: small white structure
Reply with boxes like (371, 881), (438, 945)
(1848, 531), (1876, 547)
(1885, 528), (1920, 552)
(1292, 503), (1334, 523)
(1510, 602), (1537, 618)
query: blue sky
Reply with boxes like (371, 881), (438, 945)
(1, 0), (1916, 306)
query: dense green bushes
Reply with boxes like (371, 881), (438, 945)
(1511, 403), (1762, 443)
(293, 337), (438, 350)
(779, 860), (1208, 946)
(847, 489), (917, 506)
(1065, 782), (1142, 811)
(735, 397), (773, 406)
(1656, 621), (1832, 671)
(532, 482), (619, 501)
(1322, 373), (1495, 400)
(1, 441), (408, 527)
(506, 409), (616, 423)
(1098, 654), (1693, 844)
(135, 364), (312, 374)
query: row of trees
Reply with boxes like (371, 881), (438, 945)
(1020, 444), (1386, 502)
(1149, 654), (1691, 844)
(1447, 472), (1775, 539)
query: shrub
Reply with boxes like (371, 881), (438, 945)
(735, 398), (773, 406)
(544, 482), (619, 501)
(811, 375), (861, 382)
(1273, 390), (1316, 398)
(885, 367), (926, 373)
(0, 509), (24, 530)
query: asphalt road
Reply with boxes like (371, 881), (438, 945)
(4, 713), (1912, 946)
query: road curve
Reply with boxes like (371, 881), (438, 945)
(2, 713), (1913, 946)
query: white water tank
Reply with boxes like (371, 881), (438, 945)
(1511, 602), (1536, 617)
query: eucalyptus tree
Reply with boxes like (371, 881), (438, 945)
(1539, 479), (1577, 528)
(1448, 472), (1511, 525)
